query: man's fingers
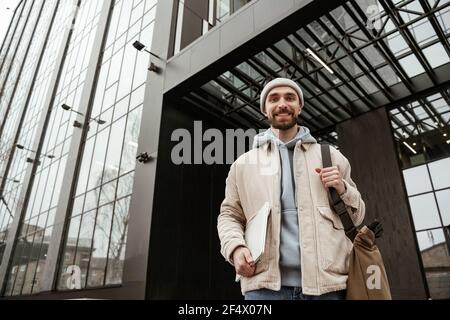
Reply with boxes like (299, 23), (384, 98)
(325, 182), (339, 188)
(320, 166), (338, 173)
(234, 248), (257, 277)
(243, 250), (255, 266)
(237, 263), (256, 277)
(244, 265), (257, 277)
(322, 175), (339, 183)
(321, 171), (339, 178)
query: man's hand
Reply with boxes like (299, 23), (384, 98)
(316, 167), (346, 195)
(232, 247), (256, 278)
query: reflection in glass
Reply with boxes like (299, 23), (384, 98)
(436, 190), (450, 226)
(87, 203), (113, 288)
(416, 228), (450, 299)
(75, 211), (96, 289)
(105, 196), (130, 285)
(58, 0), (155, 291)
(390, 91), (450, 169)
(57, 215), (81, 290)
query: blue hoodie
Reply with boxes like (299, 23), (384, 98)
(253, 127), (317, 287)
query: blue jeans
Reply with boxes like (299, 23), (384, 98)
(245, 287), (346, 300)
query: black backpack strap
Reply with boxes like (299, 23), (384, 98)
(321, 144), (357, 242)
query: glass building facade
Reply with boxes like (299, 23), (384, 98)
(0, 0), (449, 299)
(0, 0), (157, 297)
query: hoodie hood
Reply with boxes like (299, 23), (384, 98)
(252, 126), (317, 149)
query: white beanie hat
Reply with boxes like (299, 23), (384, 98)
(260, 78), (304, 114)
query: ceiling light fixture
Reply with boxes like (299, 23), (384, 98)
(403, 142), (417, 155)
(306, 48), (334, 74)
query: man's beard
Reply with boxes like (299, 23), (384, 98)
(270, 116), (298, 130)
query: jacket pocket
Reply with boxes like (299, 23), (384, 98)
(317, 206), (352, 275)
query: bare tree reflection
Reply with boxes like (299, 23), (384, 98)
(90, 109), (140, 284)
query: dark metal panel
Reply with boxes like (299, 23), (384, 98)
(146, 97), (242, 299)
(337, 107), (429, 299)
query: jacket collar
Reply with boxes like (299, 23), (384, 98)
(265, 140), (313, 152)
(300, 143), (312, 151)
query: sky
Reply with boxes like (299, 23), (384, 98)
(0, 0), (21, 48)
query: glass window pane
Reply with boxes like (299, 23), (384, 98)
(423, 42), (450, 69)
(437, 6), (450, 33)
(408, 19), (437, 46)
(403, 165), (433, 195)
(399, 54), (426, 78)
(75, 211), (96, 289)
(57, 215), (81, 290)
(429, 158), (450, 189)
(217, 0), (230, 21)
(417, 229), (446, 251)
(386, 32), (409, 56)
(416, 228), (450, 300)
(117, 172), (135, 199)
(436, 189), (450, 226)
(87, 203), (113, 288)
(409, 193), (441, 230)
(105, 197), (130, 285)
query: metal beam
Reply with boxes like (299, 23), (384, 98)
(420, 0), (450, 60)
(380, 0), (437, 85)
(282, 36), (357, 114)
(263, 48), (350, 121)
(320, 14), (394, 101)
(345, 1), (415, 93)
(293, 28), (376, 110)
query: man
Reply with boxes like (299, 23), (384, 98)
(217, 78), (365, 300)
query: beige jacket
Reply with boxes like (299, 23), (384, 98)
(217, 141), (365, 296)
